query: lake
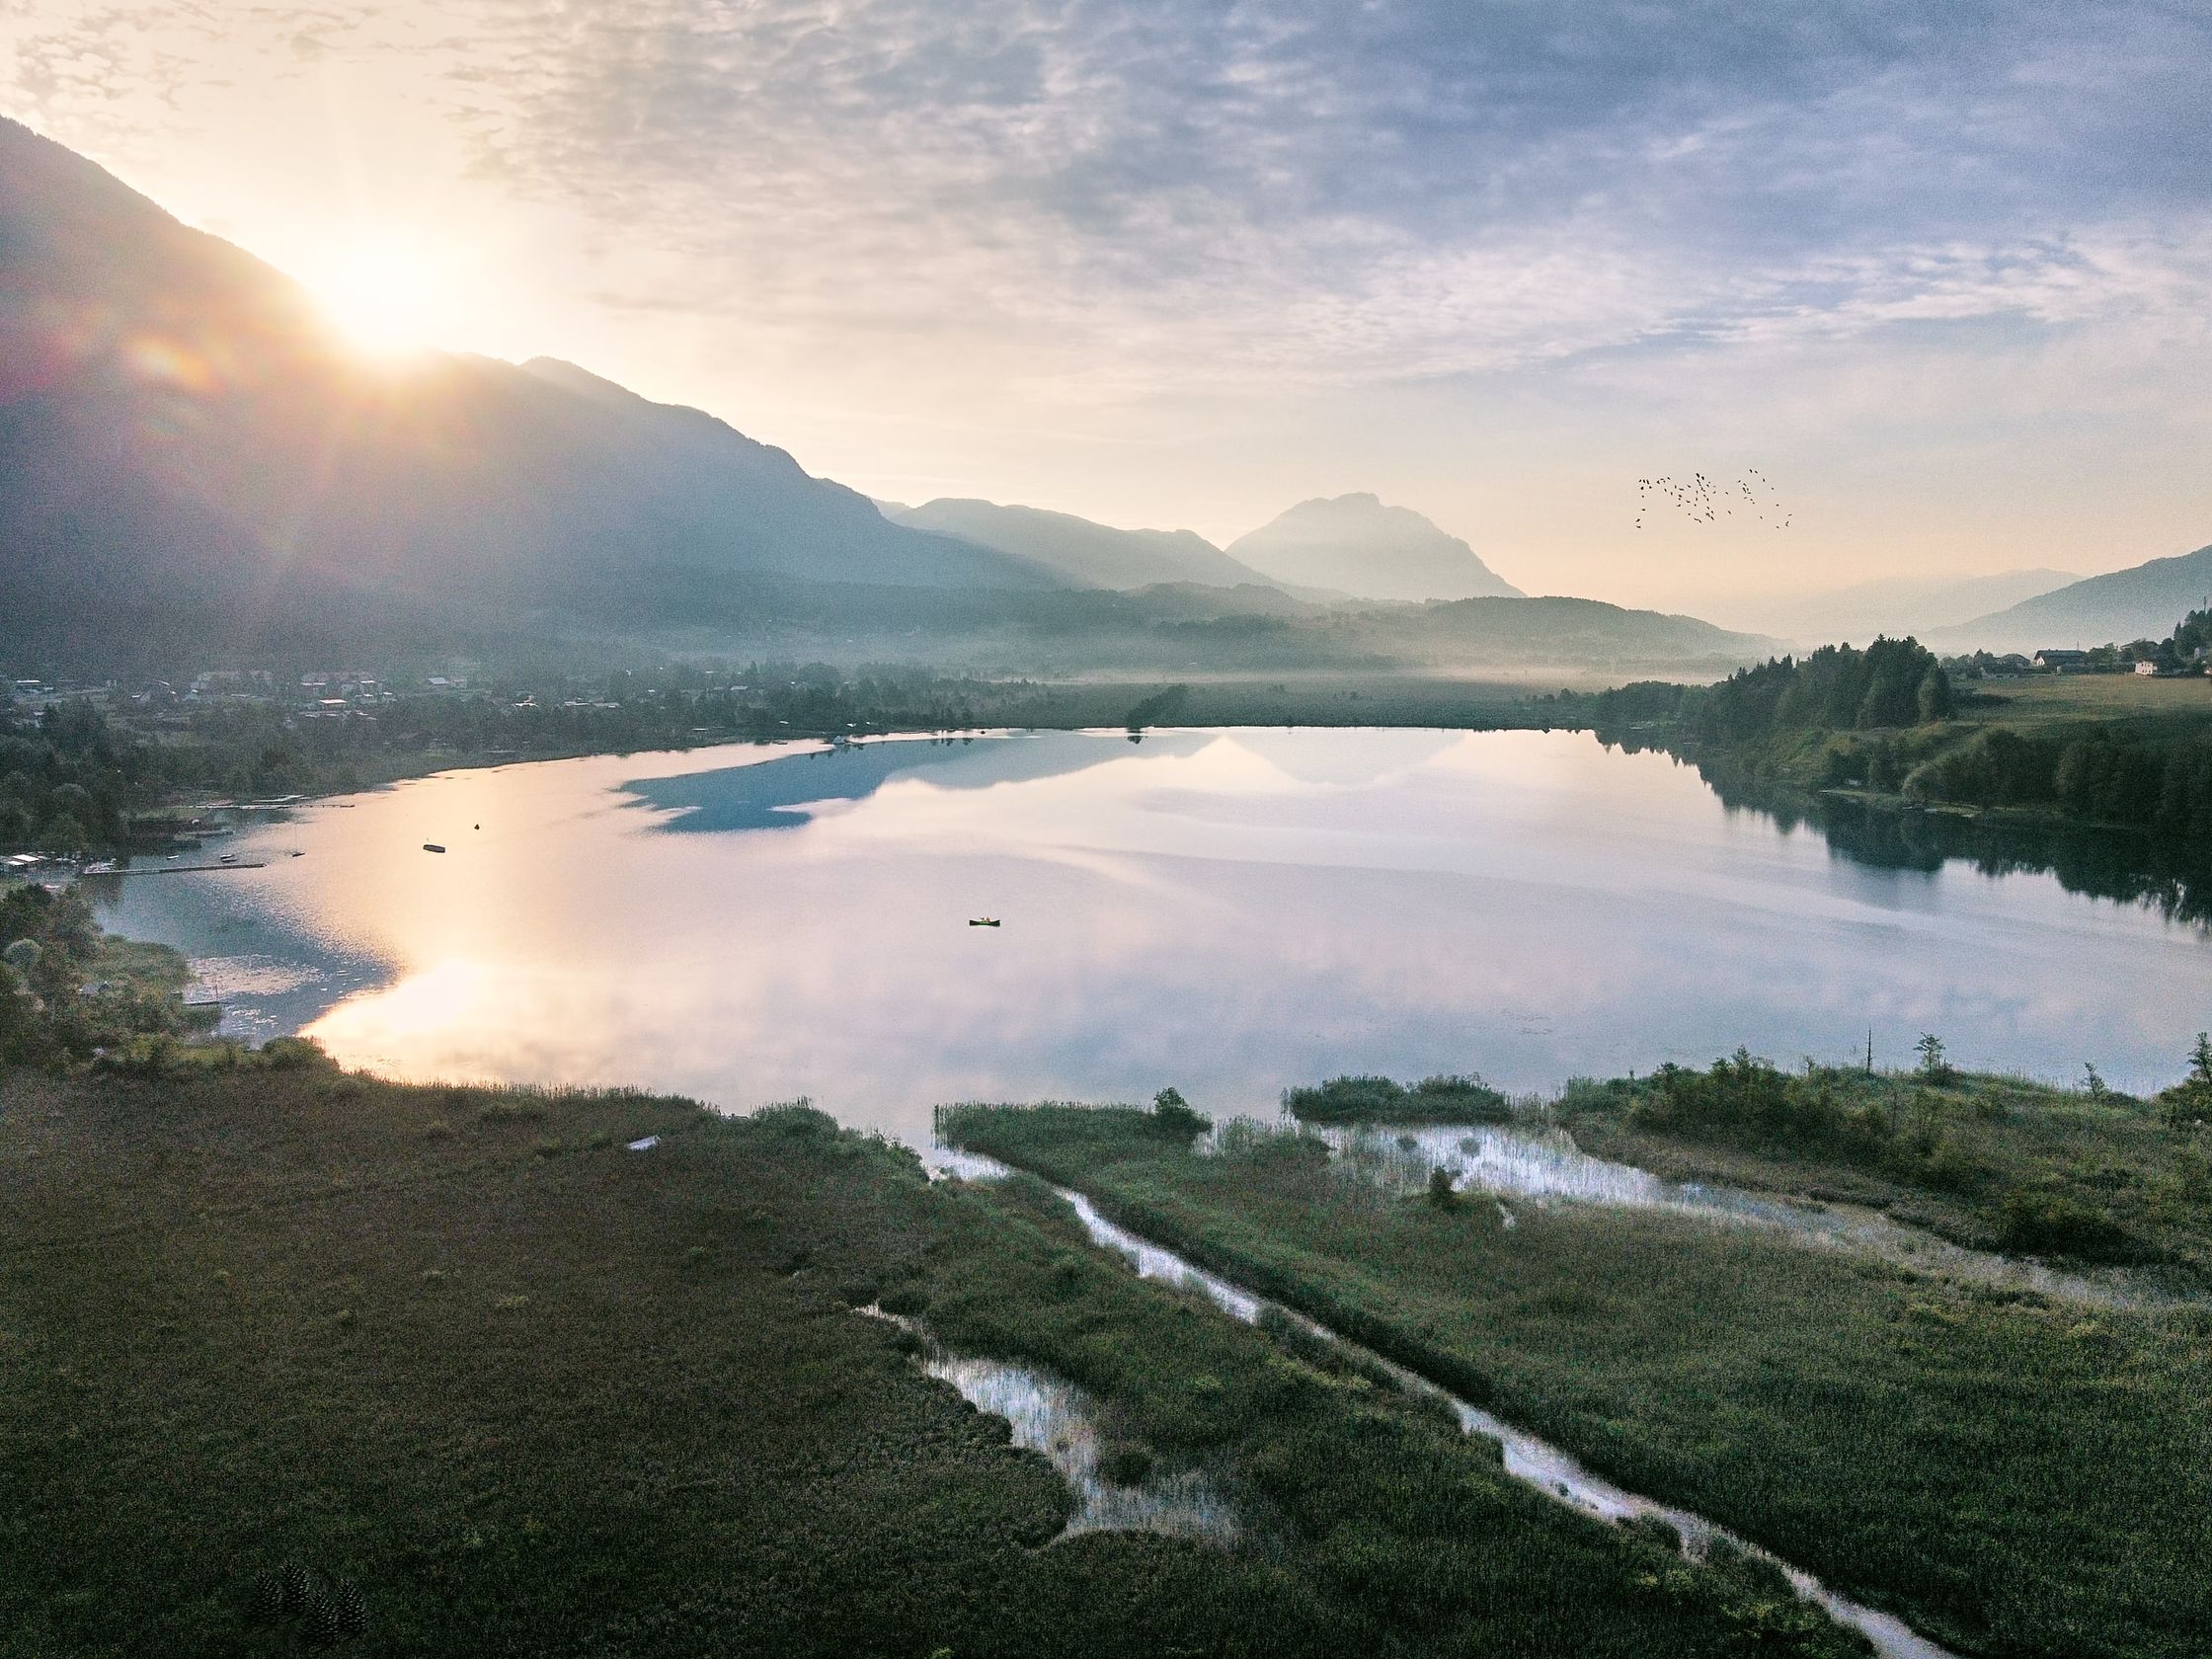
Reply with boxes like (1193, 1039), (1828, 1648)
(87, 727), (2212, 1142)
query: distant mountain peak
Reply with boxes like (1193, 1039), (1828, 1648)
(0, 119), (1067, 670)
(887, 496), (1292, 593)
(1224, 494), (1522, 602)
(1929, 542), (2212, 652)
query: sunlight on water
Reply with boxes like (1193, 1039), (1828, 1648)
(86, 729), (2212, 1145)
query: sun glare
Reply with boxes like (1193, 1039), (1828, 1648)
(308, 238), (448, 356)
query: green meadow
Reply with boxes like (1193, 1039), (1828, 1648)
(941, 1095), (2212, 1659)
(2, 1061), (1871, 1658)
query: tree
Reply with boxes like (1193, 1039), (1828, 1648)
(1915, 1033), (1952, 1084)
(39, 815), (89, 854)
(1149, 1086), (1210, 1143)
(2155, 1033), (2212, 1128)
(1916, 667), (1954, 723)
(2082, 1063), (2108, 1101)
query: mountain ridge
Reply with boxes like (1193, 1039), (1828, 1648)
(887, 498), (1290, 592)
(1927, 544), (2212, 652)
(0, 115), (1065, 664)
(0, 118), (1779, 680)
(1715, 569), (2078, 646)
(1224, 493), (1523, 602)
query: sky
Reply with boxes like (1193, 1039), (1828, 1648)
(5, 1), (2210, 618)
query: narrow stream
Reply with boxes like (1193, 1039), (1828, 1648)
(930, 1146), (1959, 1659)
(860, 1305), (1236, 1544)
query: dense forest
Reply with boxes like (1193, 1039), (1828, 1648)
(1565, 637), (1952, 743)
(1553, 628), (2212, 837)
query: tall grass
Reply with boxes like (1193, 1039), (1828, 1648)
(7, 1066), (1868, 1658)
(941, 1099), (2212, 1659)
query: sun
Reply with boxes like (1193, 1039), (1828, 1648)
(307, 237), (448, 356)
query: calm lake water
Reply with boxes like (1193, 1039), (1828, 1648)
(87, 728), (2212, 1141)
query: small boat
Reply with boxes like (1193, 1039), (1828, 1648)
(218, 852), (238, 864)
(969, 916), (1000, 927)
(423, 842), (447, 854)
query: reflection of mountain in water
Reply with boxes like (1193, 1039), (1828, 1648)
(1604, 739), (2212, 928)
(620, 731), (1208, 833)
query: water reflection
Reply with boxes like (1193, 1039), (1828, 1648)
(938, 1149), (1955, 1659)
(625, 732), (1207, 833)
(1311, 1122), (2167, 1307)
(84, 729), (2212, 1139)
(1620, 739), (2212, 928)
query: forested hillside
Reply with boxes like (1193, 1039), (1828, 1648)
(1566, 636), (2212, 836)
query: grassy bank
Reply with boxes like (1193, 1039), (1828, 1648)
(3, 1058), (1878, 1657)
(1559, 654), (2212, 837)
(1559, 1058), (2212, 1280)
(940, 1101), (2212, 1659)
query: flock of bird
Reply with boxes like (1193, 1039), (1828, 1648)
(1634, 469), (1793, 530)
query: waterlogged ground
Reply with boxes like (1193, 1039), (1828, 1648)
(863, 1306), (1236, 1544)
(1306, 1121), (2176, 1306)
(938, 1146), (1956, 1659)
(87, 729), (2212, 1140)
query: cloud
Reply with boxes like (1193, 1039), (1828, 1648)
(5, 0), (2208, 577)
(385, 0), (2207, 394)
(10, 0), (2207, 399)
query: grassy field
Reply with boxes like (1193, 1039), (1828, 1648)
(1973, 674), (2212, 725)
(2, 1061), (1878, 1658)
(942, 1101), (2212, 1659)
(1562, 1065), (2212, 1280)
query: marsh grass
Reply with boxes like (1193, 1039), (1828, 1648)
(941, 1100), (2212, 1659)
(1563, 1061), (2212, 1281)
(7, 1067), (1872, 1658)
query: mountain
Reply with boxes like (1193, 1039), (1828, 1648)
(1927, 544), (2212, 653)
(0, 118), (1060, 667)
(888, 499), (1288, 592)
(1224, 494), (1523, 602)
(1371, 596), (1767, 668)
(0, 119), (1772, 682)
(1722, 569), (2077, 646)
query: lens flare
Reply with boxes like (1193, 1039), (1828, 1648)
(305, 237), (448, 356)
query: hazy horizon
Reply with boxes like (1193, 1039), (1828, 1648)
(6, 2), (2208, 612)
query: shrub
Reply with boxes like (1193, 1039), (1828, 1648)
(2156, 1033), (2212, 1128)
(259, 1036), (331, 1070)
(1996, 1187), (2134, 1259)
(1284, 1073), (1509, 1125)
(752, 1099), (839, 1138)
(1098, 1447), (1152, 1486)
(1148, 1087), (1211, 1143)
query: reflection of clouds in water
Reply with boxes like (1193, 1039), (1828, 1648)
(90, 730), (2212, 1134)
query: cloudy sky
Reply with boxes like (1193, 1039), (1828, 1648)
(7, 1), (2209, 615)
